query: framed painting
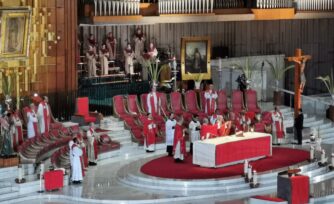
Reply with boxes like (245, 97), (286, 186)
(181, 36), (211, 80)
(0, 8), (31, 59)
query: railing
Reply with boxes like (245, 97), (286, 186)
(94, 0), (141, 16)
(295, 0), (334, 11)
(276, 87), (332, 118)
(255, 0), (293, 9)
(158, 0), (214, 14)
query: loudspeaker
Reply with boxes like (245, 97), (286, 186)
(212, 46), (229, 59)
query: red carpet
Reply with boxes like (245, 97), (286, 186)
(140, 147), (309, 179)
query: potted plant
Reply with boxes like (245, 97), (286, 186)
(316, 69), (334, 121)
(141, 58), (163, 87)
(266, 57), (294, 105)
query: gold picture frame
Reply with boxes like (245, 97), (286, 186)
(181, 36), (211, 81)
(0, 8), (31, 59)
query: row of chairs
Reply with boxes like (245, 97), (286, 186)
(113, 89), (261, 144)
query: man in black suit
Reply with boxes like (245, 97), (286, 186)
(294, 108), (304, 145)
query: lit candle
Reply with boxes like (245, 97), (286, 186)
(310, 146), (314, 160)
(253, 170), (257, 185)
(248, 165), (252, 180)
(244, 160), (248, 175)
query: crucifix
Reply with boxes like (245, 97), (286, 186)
(287, 48), (312, 118)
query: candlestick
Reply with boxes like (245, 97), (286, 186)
(321, 149), (326, 164)
(253, 170), (258, 185)
(244, 160), (248, 175)
(310, 146), (314, 160)
(247, 165), (252, 180)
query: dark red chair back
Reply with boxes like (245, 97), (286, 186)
(232, 90), (243, 113)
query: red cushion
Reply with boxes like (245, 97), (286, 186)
(99, 134), (111, 144)
(84, 116), (96, 123)
(252, 196), (285, 202)
(77, 97), (89, 116)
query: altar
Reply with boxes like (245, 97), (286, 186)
(193, 132), (272, 168)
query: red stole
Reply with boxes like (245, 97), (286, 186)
(41, 101), (49, 133)
(205, 91), (216, 115)
(143, 119), (157, 147)
(28, 109), (39, 137)
(173, 124), (186, 155)
(149, 93), (158, 115)
(273, 112), (284, 138)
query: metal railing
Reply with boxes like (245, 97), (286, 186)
(276, 87), (332, 118)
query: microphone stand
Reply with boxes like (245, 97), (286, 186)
(260, 61), (265, 106)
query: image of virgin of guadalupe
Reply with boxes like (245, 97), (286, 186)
(185, 42), (207, 74)
(5, 17), (25, 54)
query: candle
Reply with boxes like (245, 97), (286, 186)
(248, 165), (252, 180)
(331, 153), (334, 166)
(244, 160), (248, 175)
(321, 149), (326, 164)
(218, 58), (222, 70)
(253, 170), (257, 184)
(310, 146), (314, 160)
(40, 163), (45, 178)
(18, 165), (23, 181)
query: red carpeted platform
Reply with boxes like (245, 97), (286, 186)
(140, 147), (309, 179)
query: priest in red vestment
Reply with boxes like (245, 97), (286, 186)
(10, 107), (23, 151)
(146, 85), (160, 116)
(200, 118), (218, 140)
(143, 114), (158, 152)
(173, 117), (187, 162)
(204, 84), (218, 115)
(271, 106), (285, 145)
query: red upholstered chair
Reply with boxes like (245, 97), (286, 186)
(217, 90), (228, 114)
(232, 90), (244, 114)
(170, 92), (192, 122)
(140, 93), (148, 114)
(184, 90), (207, 119)
(199, 91), (206, 112)
(246, 89), (261, 113)
(71, 97), (99, 126)
(126, 95), (143, 116)
(156, 92), (171, 117)
(254, 122), (266, 133)
(113, 95), (133, 120)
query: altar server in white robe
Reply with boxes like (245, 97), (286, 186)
(68, 140), (74, 168)
(71, 138), (83, 184)
(27, 103), (39, 138)
(189, 114), (201, 154)
(165, 113), (176, 156)
(37, 96), (50, 134)
(87, 122), (98, 165)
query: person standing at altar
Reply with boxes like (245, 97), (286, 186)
(124, 43), (135, 76)
(87, 122), (98, 165)
(237, 110), (251, 131)
(106, 32), (116, 60)
(27, 103), (39, 138)
(189, 114), (201, 154)
(204, 83), (218, 115)
(165, 113), (176, 156)
(146, 84), (160, 116)
(99, 44), (110, 76)
(173, 117), (186, 162)
(147, 42), (158, 59)
(210, 109), (222, 125)
(37, 96), (50, 135)
(143, 113), (158, 152)
(294, 108), (304, 145)
(71, 137), (83, 184)
(10, 107), (23, 151)
(200, 118), (217, 140)
(133, 27), (145, 59)
(271, 106), (285, 145)
(86, 45), (97, 77)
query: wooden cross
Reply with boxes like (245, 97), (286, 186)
(287, 48), (312, 118)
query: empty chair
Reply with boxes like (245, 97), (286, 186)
(232, 90), (244, 114)
(126, 95), (143, 116)
(217, 90), (228, 114)
(184, 90), (207, 119)
(246, 89), (261, 113)
(71, 97), (99, 125)
(113, 95), (133, 120)
(170, 91), (192, 122)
